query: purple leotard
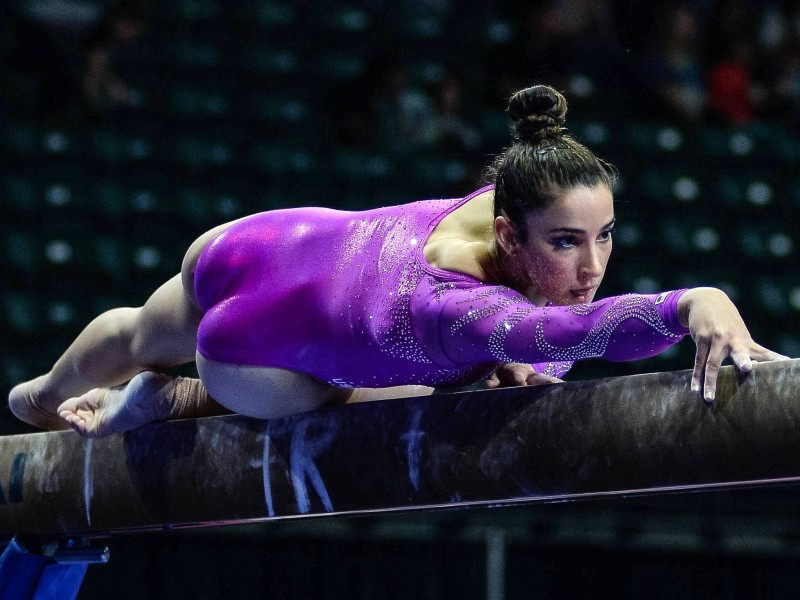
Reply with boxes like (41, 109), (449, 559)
(195, 186), (689, 388)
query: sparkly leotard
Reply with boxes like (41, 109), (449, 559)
(194, 186), (689, 388)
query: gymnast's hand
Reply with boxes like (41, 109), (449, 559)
(484, 363), (563, 389)
(678, 287), (790, 401)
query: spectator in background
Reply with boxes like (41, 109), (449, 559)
(707, 37), (755, 125)
(6, 12), (73, 115)
(371, 57), (438, 155)
(430, 73), (482, 153)
(80, 1), (148, 115)
(750, 5), (800, 127)
(786, 38), (800, 129)
(640, 3), (706, 122)
(324, 77), (376, 148)
(501, 0), (623, 96)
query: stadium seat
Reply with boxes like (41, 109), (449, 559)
(332, 150), (393, 182)
(250, 142), (317, 177)
(246, 92), (313, 127)
(311, 5), (372, 34)
(2, 291), (44, 336)
(244, 45), (302, 78)
(6, 122), (39, 157)
(246, 1), (296, 29)
(173, 134), (236, 171)
(316, 52), (367, 83)
(170, 38), (224, 69)
(168, 85), (230, 119)
(172, 0), (220, 21)
(2, 229), (41, 275)
(5, 175), (38, 214)
(626, 122), (686, 155)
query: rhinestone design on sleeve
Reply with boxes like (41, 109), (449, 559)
(531, 295), (683, 361)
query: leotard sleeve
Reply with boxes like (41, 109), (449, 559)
(412, 277), (690, 369)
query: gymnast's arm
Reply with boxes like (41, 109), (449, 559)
(414, 282), (788, 400)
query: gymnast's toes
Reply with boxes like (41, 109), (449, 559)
(59, 411), (89, 436)
(57, 390), (110, 438)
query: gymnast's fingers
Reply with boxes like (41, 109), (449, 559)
(702, 336), (730, 402)
(729, 347), (754, 374)
(505, 363), (532, 386)
(729, 342), (790, 375)
(525, 372), (563, 386)
(484, 372), (501, 389)
(493, 363), (535, 387)
(750, 345), (790, 363)
(691, 337), (710, 397)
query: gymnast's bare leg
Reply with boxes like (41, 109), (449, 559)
(56, 363), (433, 438)
(8, 272), (206, 433)
(7, 219), (238, 432)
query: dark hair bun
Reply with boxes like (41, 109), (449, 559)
(507, 85), (567, 142)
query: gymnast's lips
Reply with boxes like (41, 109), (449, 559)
(569, 287), (596, 301)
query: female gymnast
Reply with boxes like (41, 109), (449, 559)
(9, 84), (788, 437)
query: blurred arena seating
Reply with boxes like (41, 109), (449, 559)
(4, 0), (800, 434)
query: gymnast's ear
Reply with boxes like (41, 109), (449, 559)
(494, 215), (521, 255)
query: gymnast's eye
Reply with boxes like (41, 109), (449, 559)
(598, 227), (615, 243)
(550, 236), (577, 250)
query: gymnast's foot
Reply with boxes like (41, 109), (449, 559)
(57, 371), (174, 438)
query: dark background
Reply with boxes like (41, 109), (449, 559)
(4, 0), (800, 597)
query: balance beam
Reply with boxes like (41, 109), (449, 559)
(1, 359), (799, 539)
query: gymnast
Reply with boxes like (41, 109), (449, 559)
(9, 84), (788, 437)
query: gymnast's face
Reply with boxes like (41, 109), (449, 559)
(496, 184), (615, 306)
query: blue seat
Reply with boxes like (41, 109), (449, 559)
(88, 127), (158, 164)
(176, 187), (217, 227)
(5, 175), (38, 213)
(246, 1), (296, 29)
(754, 276), (794, 316)
(638, 168), (704, 207)
(396, 12), (445, 40)
(2, 229), (42, 274)
(249, 142), (317, 177)
(2, 291), (44, 335)
(315, 52), (367, 83)
(170, 37), (225, 69)
(7, 122), (77, 160)
(613, 259), (667, 295)
(714, 172), (777, 211)
(571, 119), (612, 150)
(168, 85), (230, 119)
(6, 122), (39, 157)
(171, 0), (221, 21)
(0, 345), (30, 395)
(244, 45), (302, 78)
(332, 150), (393, 183)
(173, 134), (236, 171)
(246, 92), (314, 127)
(311, 5), (372, 34)
(626, 122), (688, 156)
